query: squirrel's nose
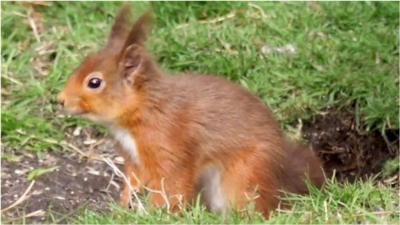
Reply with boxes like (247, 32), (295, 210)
(57, 92), (65, 107)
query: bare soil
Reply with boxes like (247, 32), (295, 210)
(302, 109), (399, 182)
(1, 110), (398, 224)
(1, 128), (123, 224)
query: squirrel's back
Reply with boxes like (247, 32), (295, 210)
(149, 73), (285, 154)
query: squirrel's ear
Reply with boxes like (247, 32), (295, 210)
(122, 11), (153, 49)
(120, 44), (147, 86)
(106, 5), (131, 51)
(118, 12), (156, 86)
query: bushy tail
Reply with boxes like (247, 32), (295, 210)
(280, 141), (325, 195)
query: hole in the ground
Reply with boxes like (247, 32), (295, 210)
(302, 109), (399, 182)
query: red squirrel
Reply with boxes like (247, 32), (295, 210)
(58, 6), (324, 218)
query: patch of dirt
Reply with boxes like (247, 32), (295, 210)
(1, 128), (124, 224)
(302, 110), (399, 182)
(1, 110), (398, 223)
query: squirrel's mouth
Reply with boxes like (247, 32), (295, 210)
(59, 107), (107, 123)
(81, 113), (110, 124)
(60, 110), (104, 124)
(59, 107), (87, 117)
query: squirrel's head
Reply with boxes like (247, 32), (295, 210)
(58, 6), (158, 124)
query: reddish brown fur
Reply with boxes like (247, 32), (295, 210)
(58, 6), (324, 218)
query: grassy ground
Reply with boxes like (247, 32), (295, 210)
(1, 2), (399, 224)
(71, 179), (398, 224)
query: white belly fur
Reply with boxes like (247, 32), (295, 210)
(112, 128), (139, 165)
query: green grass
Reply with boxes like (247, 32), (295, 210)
(64, 179), (398, 224)
(1, 1), (399, 224)
(1, 2), (398, 152)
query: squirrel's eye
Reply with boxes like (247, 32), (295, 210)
(88, 77), (102, 89)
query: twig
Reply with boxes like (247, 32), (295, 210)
(176, 11), (237, 29)
(61, 141), (90, 158)
(276, 208), (295, 213)
(88, 139), (105, 153)
(90, 155), (177, 212)
(159, 178), (170, 210)
(1, 181), (35, 212)
(3, 209), (45, 223)
(12, 12), (27, 18)
(128, 168), (172, 211)
(105, 172), (116, 191)
(101, 157), (147, 214)
(2, 74), (23, 86)
(27, 8), (41, 42)
(141, 177), (171, 211)
(58, 140), (146, 211)
(24, 209), (46, 218)
(60, 140), (170, 212)
(248, 3), (267, 19)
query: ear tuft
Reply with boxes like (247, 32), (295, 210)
(122, 11), (153, 50)
(116, 10), (157, 87)
(106, 5), (132, 51)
